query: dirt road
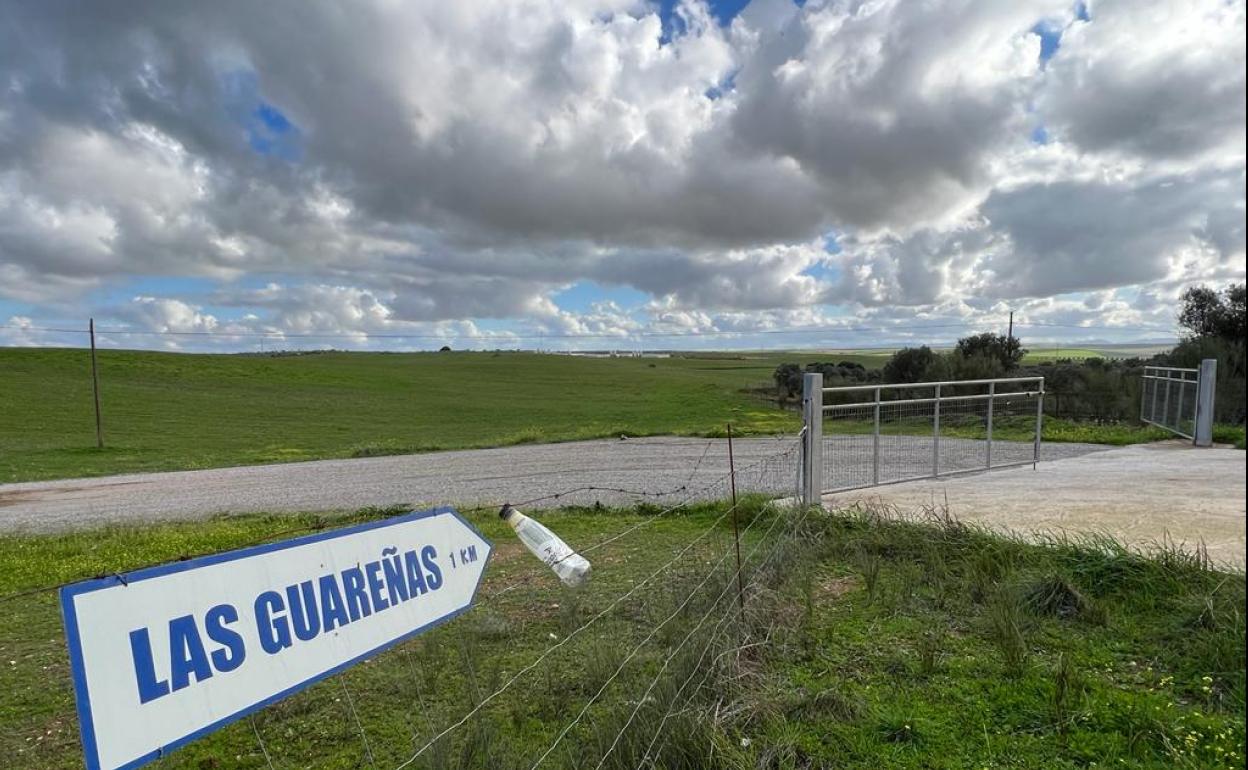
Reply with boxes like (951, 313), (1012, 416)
(0, 436), (1100, 532)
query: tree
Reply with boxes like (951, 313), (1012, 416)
(439, 345), (452, 352)
(772, 362), (803, 398)
(883, 346), (938, 383)
(954, 332), (1025, 371)
(1178, 283), (1246, 342)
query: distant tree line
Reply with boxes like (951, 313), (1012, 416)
(771, 283), (1245, 425)
(772, 360), (878, 401)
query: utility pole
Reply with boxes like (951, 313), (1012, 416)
(89, 318), (104, 449)
(1007, 310), (1014, 340)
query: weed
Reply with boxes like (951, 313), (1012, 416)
(986, 588), (1031, 677)
(879, 716), (920, 744)
(471, 609), (514, 640)
(968, 544), (1014, 603)
(857, 549), (882, 603)
(1022, 573), (1103, 623)
(557, 589), (583, 636)
(917, 629), (943, 677)
(795, 688), (863, 722)
(1051, 652), (1084, 744)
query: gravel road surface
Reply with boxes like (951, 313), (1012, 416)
(0, 436), (1101, 532)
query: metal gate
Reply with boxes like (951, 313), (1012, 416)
(1140, 359), (1217, 445)
(801, 374), (1044, 502)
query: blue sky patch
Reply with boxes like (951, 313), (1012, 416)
(553, 282), (649, 313)
(707, 0), (752, 25)
(221, 70), (302, 161)
(1032, 20), (1064, 64)
(657, 0), (761, 43)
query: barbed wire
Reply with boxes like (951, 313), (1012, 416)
(528, 523), (753, 770)
(249, 716), (276, 770)
(340, 676), (377, 766)
(633, 502), (815, 768)
(584, 497), (806, 769)
(470, 437), (801, 604)
(390, 497), (747, 769)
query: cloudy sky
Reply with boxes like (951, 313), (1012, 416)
(0, 0), (1244, 352)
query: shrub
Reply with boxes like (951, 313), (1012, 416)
(955, 332), (1026, 371)
(882, 346), (938, 384)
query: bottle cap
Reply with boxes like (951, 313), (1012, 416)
(499, 503), (515, 520)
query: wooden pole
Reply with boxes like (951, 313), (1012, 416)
(89, 318), (104, 449)
(727, 423), (745, 622)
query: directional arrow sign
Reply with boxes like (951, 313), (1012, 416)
(60, 506), (492, 770)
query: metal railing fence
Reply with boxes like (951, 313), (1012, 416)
(1140, 360), (1218, 446)
(801, 374), (1044, 501)
(1140, 365), (1199, 440)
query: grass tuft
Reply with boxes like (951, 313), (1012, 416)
(1022, 573), (1103, 623)
(986, 587), (1032, 677)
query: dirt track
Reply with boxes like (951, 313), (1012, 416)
(823, 441), (1247, 569)
(0, 436), (1100, 532)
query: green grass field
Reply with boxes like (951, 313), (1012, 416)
(1021, 347), (1110, 362)
(2, 345), (1224, 484)
(1022, 344), (1175, 362)
(1, 501), (1242, 768)
(0, 347), (852, 482)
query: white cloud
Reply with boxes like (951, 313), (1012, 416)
(1040, 0), (1246, 167)
(0, 0), (1243, 345)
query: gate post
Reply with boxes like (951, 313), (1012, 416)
(1034, 377), (1045, 468)
(1162, 377), (1172, 428)
(985, 381), (995, 469)
(872, 386), (881, 485)
(1194, 358), (1217, 447)
(801, 372), (823, 507)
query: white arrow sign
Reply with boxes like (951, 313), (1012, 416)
(60, 506), (492, 770)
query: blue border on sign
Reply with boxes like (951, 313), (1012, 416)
(58, 505), (492, 770)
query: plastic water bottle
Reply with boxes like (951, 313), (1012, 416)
(499, 504), (592, 587)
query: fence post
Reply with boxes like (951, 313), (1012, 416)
(985, 381), (994, 469)
(1034, 378), (1045, 469)
(726, 424), (745, 621)
(89, 318), (104, 449)
(1149, 369), (1159, 424)
(1162, 377), (1172, 429)
(872, 386), (881, 486)
(931, 384), (941, 478)
(1194, 358), (1217, 447)
(801, 372), (823, 507)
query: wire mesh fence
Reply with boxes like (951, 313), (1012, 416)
(1, 435), (807, 770)
(818, 377), (1043, 494)
(1140, 366), (1200, 440)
